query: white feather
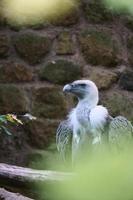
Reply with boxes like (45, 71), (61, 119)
(90, 105), (108, 130)
(92, 135), (101, 144)
(68, 108), (83, 143)
(68, 108), (77, 128)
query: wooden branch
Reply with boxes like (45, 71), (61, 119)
(0, 188), (34, 200)
(0, 163), (73, 183)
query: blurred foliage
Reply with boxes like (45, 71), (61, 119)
(37, 144), (133, 200)
(0, 114), (22, 135)
(1, 0), (79, 26)
(104, 0), (133, 14)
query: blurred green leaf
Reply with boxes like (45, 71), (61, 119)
(1, 125), (12, 135)
(0, 114), (23, 136)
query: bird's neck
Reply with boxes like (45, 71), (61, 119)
(77, 96), (98, 110)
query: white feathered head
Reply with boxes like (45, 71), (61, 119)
(63, 80), (99, 105)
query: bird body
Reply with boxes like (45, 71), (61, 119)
(68, 99), (109, 162)
(56, 80), (133, 163)
(69, 103), (108, 141)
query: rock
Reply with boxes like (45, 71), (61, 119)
(13, 32), (51, 65)
(122, 15), (133, 31)
(127, 36), (133, 66)
(0, 85), (29, 114)
(0, 6), (6, 27)
(7, 18), (50, 31)
(39, 60), (82, 84)
(51, 8), (79, 26)
(8, 20), (46, 31)
(32, 86), (67, 119)
(88, 69), (118, 90)
(119, 70), (133, 91)
(0, 14), (6, 27)
(0, 34), (10, 58)
(101, 91), (133, 122)
(82, 0), (114, 23)
(25, 119), (59, 149)
(55, 32), (75, 55)
(0, 125), (31, 166)
(79, 29), (119, 67)
(0, 62), (33, 83)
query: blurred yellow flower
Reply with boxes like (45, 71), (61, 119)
(2, 0), (78, 25)
(6, 114), (23, 125)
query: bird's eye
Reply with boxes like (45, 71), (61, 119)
(78, 83), (86, 87)
(71, 84), (75, 87)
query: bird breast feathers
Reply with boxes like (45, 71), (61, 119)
(68, 108), (81, 131)
(68, 105), (108, 132)
(89, 106), (108, 130)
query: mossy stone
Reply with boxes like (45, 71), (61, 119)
(119, 70), (133, 91)
(0, 34), (10, 58)
(51, 8), (79, 26)
(0, 15), (6, 27)
(0, 125), (31, 166)
(79, 29), (119, 67)
(123, 15), (133, 31)
(25, 119), (59, 149)
(13, 32), (51, 65)
(101, 91), (133, 122)
(127, 37), (133, 66)
(0, 85), (28, 114)
(39, 60), (82, 84)
(82, 0), (114, 23)
(0, 62), (33, 83)
(88, 68), (118, 90)
(127, 37), (133, 49)
(56, 32), (75, 55)
(32, 86), (67, 119)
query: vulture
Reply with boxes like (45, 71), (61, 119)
(56, 80), (133, 163)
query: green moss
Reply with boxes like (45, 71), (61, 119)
(50, 8), (79, 26)
(32, 86), (67, 119)
(82, 0), (114, 23)
(39, 60), (82, 84)
(79, 29), (119, 67)
(123, 15), (133, 31)
(13, 32), (51, 65)
(25, 119), (58, 149)
(89, 69), (118, 90)
(0, 84), (28, 114)
(56, 32), (75, 55)
(0, 15), (5, 27)
(0, 34), (9, 58)
(127, 37), (133, 49)
(101, 92), (133, 122)
(0, 62), (33, 83)
(127, 36), (133, 65)
(119, 70), (133, 91)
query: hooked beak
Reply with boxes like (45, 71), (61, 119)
(63, 84), (72, 93)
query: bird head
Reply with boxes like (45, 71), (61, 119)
(63, 80), (99, 105)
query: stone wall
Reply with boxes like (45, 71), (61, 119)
(0, 0), (133, 166)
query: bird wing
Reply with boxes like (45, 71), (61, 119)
(108, 116), (133, 149)
(56, 119), (73, 162)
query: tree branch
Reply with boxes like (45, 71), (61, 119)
(0, 188), (34, 200)
(0, 163), (72, 184)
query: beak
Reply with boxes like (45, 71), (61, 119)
(63, 84), (72, 93)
